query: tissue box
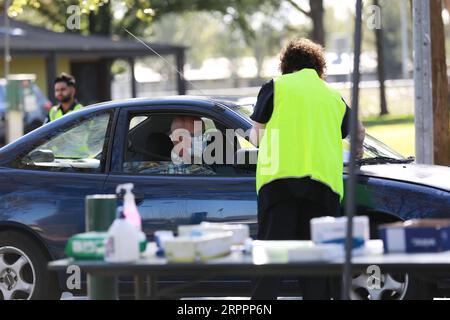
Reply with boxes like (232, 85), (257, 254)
(164, 232), (233, 262)
(379, 219), (450, 253)
(310, 216), (370, 248)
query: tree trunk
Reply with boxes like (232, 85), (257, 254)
(88, 2), (112, 35)
(309, 0), (325, 45)
(430, 0), (450, 165)
(374, 0), (388, 116)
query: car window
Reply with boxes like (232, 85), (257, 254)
(123, 113), (252, 176)
(15, 111), (112, 173)
(124, 113), (216, 176)
(129, 116), (148, 130)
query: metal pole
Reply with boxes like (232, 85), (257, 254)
(4, 0), (10, 81)
(342, 0), (363, 300)
(128, 58), (137, 98)
(175, 49), (187, 95)
(400, 0), (410, 79)
(413, 0), (433, 164)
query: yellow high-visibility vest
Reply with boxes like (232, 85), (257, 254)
(49, 103), (83, 122)
(256, 68), (346, 201)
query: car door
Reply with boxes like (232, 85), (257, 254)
(0, 109), (116, 258)
(103, 104), (257, 240)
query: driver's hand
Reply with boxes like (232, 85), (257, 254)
(356, 145), (364, 159)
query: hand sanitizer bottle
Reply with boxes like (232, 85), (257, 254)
(116, 183), (142, 230)
(104, 207), (140, 263)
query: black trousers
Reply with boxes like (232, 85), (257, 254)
(251, 196), (339, 300)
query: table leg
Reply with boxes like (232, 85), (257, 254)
(134, 275), (146, 300)
(146, 275), (158, 299)
(87, 274), (118, 300)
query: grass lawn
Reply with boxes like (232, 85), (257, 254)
(337, 83), (416, 157)
(362, 115), (415, 158)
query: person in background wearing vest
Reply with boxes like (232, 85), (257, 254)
(249, 38), (366, 300)
(43, 73), (83, 124)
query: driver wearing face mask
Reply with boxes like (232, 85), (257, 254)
(166, 115), (214, 175)
(170, 115), (205, 165)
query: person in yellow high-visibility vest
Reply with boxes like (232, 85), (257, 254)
(43, 73), (89, 157)
(44, 73), (83, 124)
(249, 39), (366, 300)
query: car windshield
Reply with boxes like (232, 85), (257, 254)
(232, 103), (410, 164)
(343, 135), (408, 164)
(233, 103), (254, 119)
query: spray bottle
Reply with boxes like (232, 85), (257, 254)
(104, 207), (140, 263)
(116, 183), (142, 230)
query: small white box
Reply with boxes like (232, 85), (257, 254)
(310, 216), (370, 248)
(195, 232), (233, 260)
(162, 237), (197, 262)
(164, 232), (233, 262)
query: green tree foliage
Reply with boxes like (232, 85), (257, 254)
(7, 0), (281, 38)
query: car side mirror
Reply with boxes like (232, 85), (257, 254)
(26, 149), (55, 163)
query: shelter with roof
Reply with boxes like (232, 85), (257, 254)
(0, 16), (186, 105)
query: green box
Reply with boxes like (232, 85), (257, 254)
(65, 232), (108, 260)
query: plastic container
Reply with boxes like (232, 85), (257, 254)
(104, 207), (140, 263)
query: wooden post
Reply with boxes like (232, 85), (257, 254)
(374, 0), (388, 116)
(413, 0), (434, 164)
(45, 52), (57, 103)
(128, 58), (137, 98)
(175, 49), (186, 95)
(98, 58), (112, 102)
(430, 0), (450, 165)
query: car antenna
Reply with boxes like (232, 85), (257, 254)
(123, 28), (207, 97)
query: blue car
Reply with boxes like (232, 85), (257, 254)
(1, 96), (450, 300)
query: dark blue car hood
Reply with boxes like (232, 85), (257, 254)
(359, 163), (450, 192)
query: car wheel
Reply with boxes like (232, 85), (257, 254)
(0, 231), (60, 300)
(351, 272), (434, 300)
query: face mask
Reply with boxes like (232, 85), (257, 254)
(171, 134), (205, 165)
(191, 134), (206, 160)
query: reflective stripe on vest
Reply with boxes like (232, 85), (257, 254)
(49, 103), (83, 122)
(256, 68), (346, 201)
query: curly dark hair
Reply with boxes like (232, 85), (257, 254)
(279, 38), (326, 78)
